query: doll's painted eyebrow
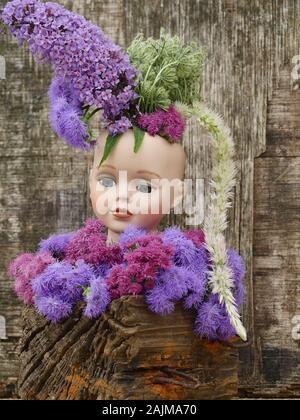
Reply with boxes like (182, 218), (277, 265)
(136, 170), (161, 179)
(98, 164), (117, 173)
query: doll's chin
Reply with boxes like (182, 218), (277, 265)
(108, 216), (134, 228)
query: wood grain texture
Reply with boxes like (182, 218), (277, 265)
(18, 297), (239, 400)
(246, 65), (300, 398)
(0, 0), (300, 398)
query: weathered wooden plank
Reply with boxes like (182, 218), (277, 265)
(246, 65), (300, 398)
(18, 297), (239, 400)
(264, 66), (300, 157)
(250, 155), (300, 397)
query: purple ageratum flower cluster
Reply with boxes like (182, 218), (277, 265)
(118, 224), (147, 245)
(137, 105), (186, 142)
(194, 248), (246, 341)
(48, 75), (82, 110)
(162, 226), (200, 267)
(145, 229), (209, 315)
(6, 217), (245, 341)
(146, 266), (204, 315)
(93, 263), (111, 280)
(227, 248), (246, 307)
(32, 260), (94, 323)
(183, 247), (210, 308)
(7, 251), (55, 305)
(64, 218), (123, 267)
(123, 234), (175, 272)
(195, 296), (235, 341)
(107, 233), (175, 299)
(84, 277), (111, 319)
(184, 229), (205, 248)
(48, 78), (92, 149)
(38, 231), (75, 259)
(1, 0), (139, 142)
(147, 248), (245, 342)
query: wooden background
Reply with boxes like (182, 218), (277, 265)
(0, 0), (299, 398)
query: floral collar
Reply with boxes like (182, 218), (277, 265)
(8, 219), (245, 342)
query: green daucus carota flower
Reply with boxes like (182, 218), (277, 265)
(127, 29), (205, 113)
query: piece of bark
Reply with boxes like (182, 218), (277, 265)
(18, 296), (239, 400)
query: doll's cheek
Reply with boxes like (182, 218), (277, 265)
(95, 192), (117, 215)
(90, 183), (118, 210)
(128, 189), (162, 215)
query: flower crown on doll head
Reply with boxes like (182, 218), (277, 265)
(0, 0), (204, 163)
(1, 0), (247, 341)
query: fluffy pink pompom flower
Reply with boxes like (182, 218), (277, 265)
(7, 252), (55, 305)
(107, 233), (175, 299)
(65, 219), (123, 266)
(184, 230), (205, 248)
(137, 105), (186, 142)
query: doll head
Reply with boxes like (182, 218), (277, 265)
(90, 129), (187, 243)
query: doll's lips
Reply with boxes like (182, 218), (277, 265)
(112, 208), (133, 219)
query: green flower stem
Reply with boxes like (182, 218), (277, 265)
(143, 39), (167, 84)
(86, 107), (101, 120)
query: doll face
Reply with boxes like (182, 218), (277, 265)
(90, 130), (186, 240)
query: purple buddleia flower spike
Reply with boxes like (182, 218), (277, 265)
(1, 0), (139, 144)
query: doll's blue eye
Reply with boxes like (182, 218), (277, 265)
(98, 177), (116, 188)
(136, 181), (152, 194)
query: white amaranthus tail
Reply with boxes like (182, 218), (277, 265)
(175, 100), (247, 342)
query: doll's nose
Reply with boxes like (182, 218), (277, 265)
(115, 185), (129, 209)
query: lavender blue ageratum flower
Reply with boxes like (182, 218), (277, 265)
(35, 296), (73, 323)
(145, 266), (205, 315)
(1, 0), (139, 144)
(162, 226), (200, 267)
(227, 248), (246, 307)
(48, 76), (81, 109)
(118, 224), (147, 245)
(84, 277), (111, 319)
(194, 249), (246, 341)
(93, 263), (111, 279)
(48, 84), (92, 149)
(32, 260), (95, 322)
(195, 296), (236, 342)
(38, 231), (75, 259)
